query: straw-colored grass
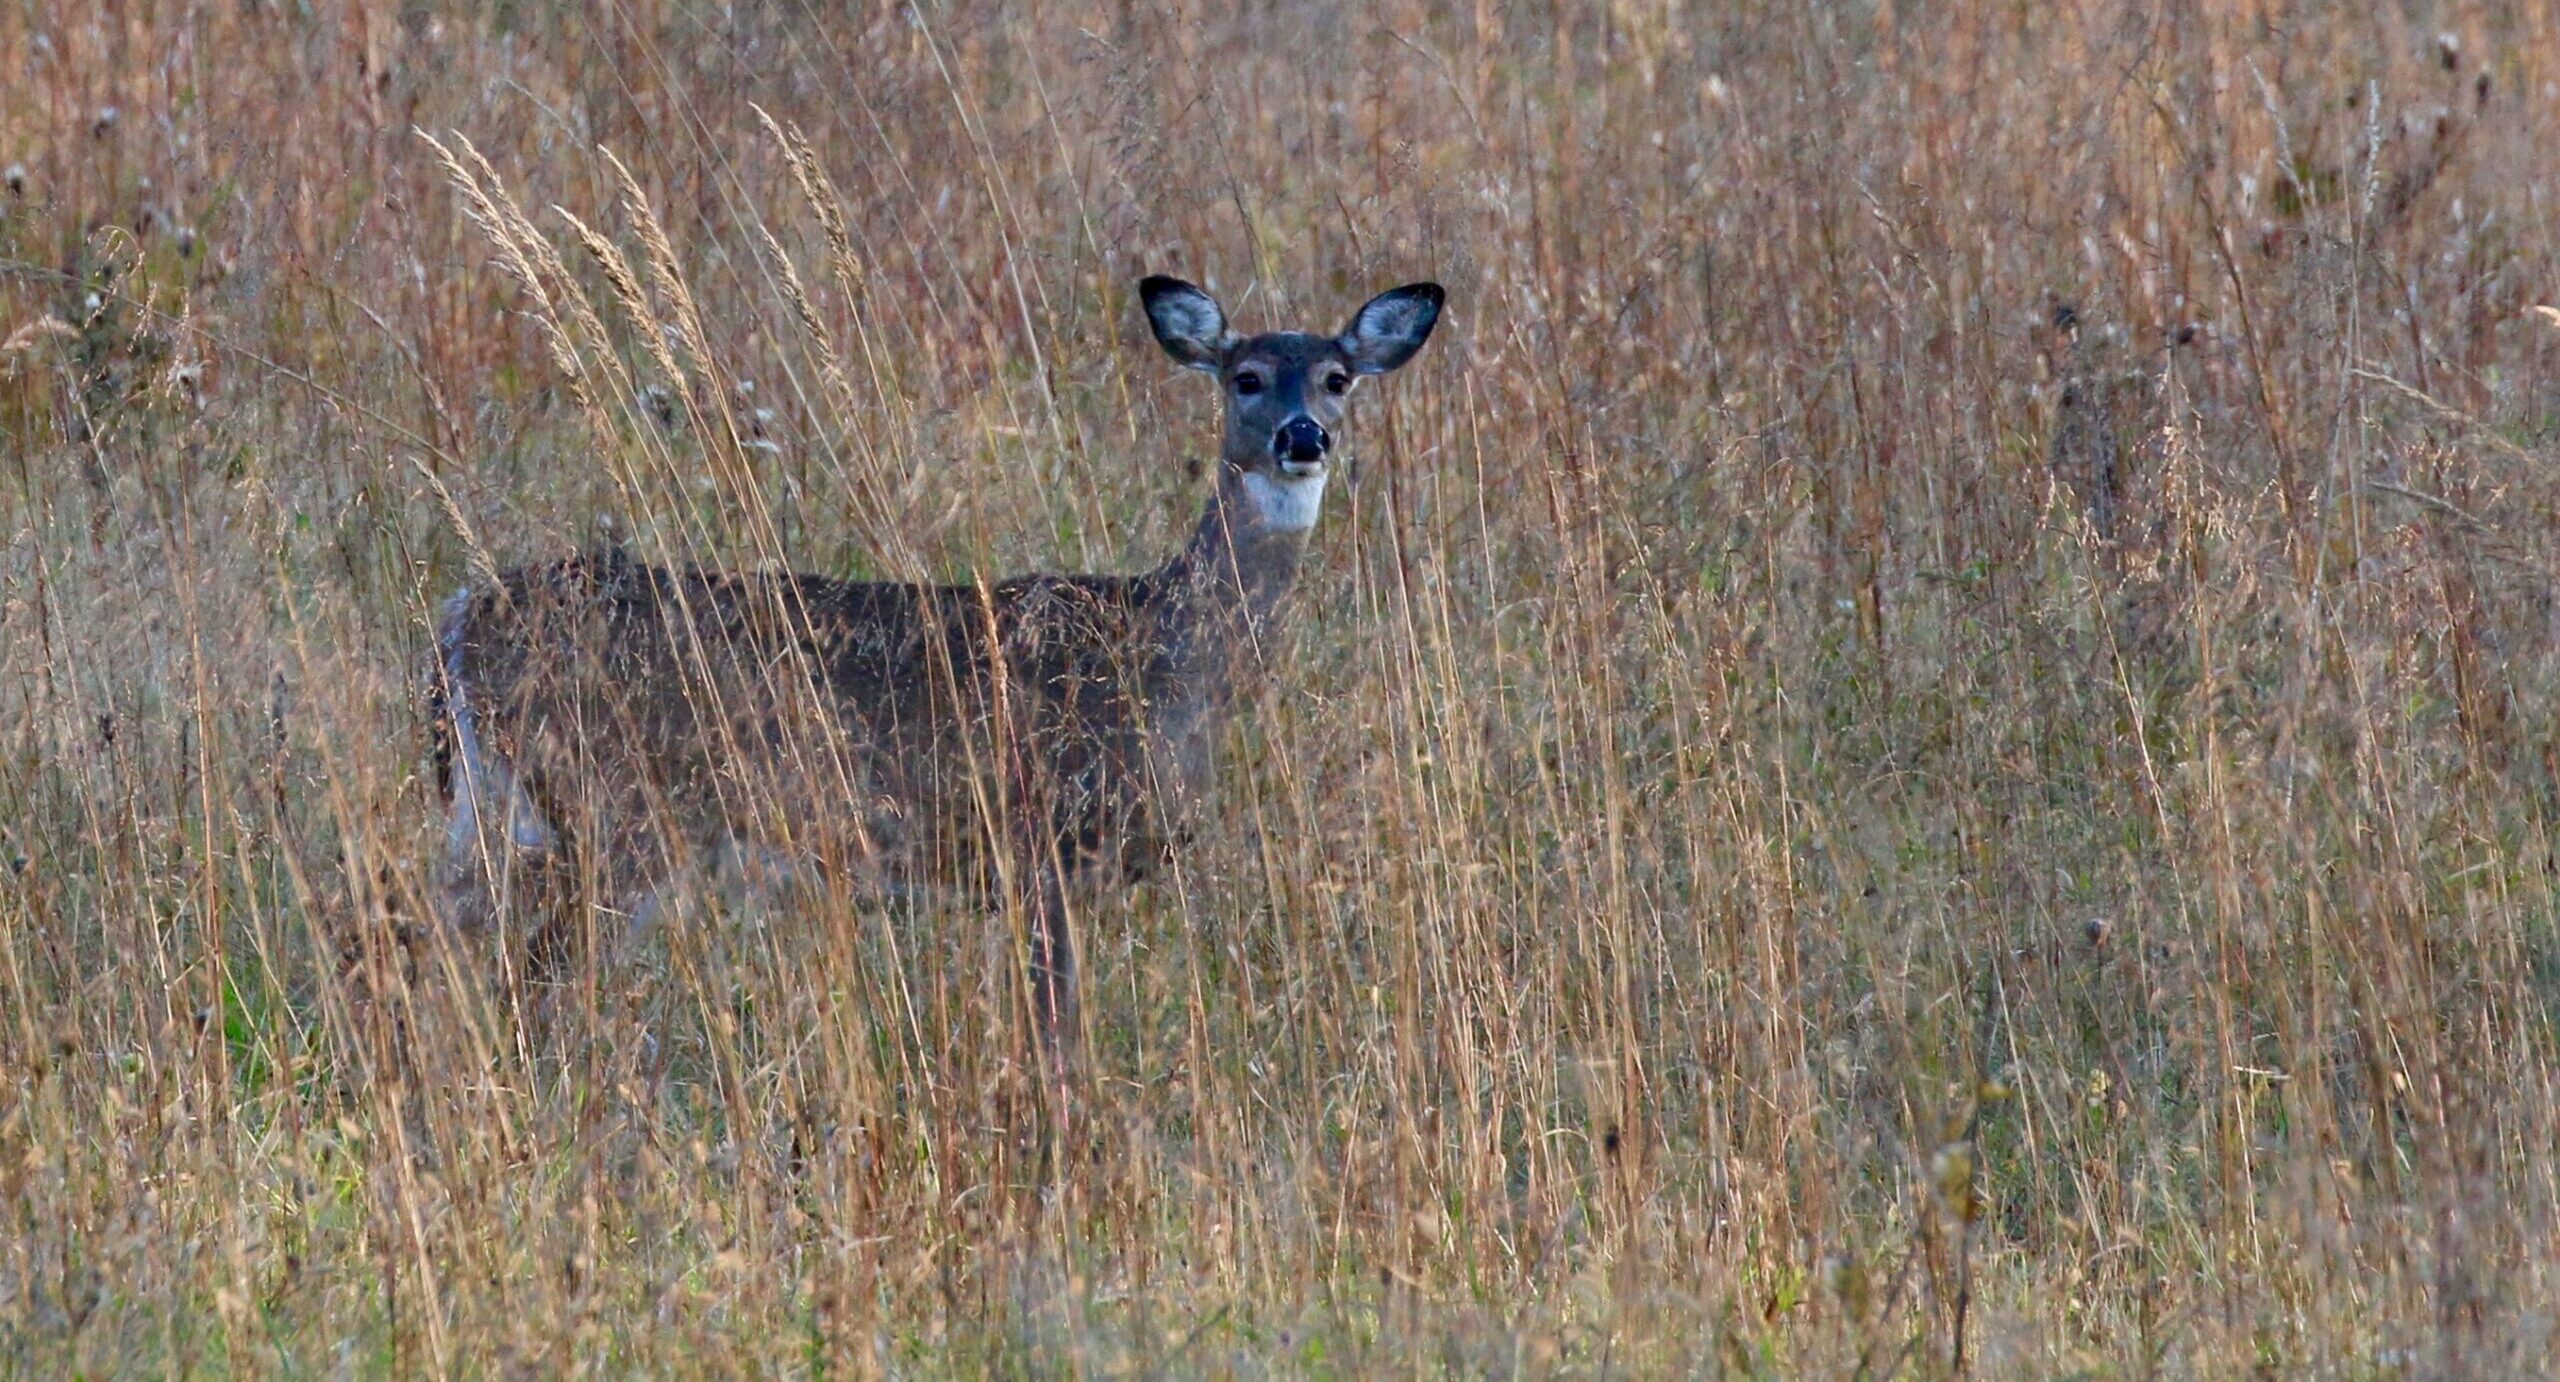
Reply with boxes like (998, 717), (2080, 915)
(5, 1), (2559, 1374)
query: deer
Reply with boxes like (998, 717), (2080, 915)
(430, 274), (1444, 1069)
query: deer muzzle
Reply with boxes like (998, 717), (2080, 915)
(1274, 416), (1331, 466)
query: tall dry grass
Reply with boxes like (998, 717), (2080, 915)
(5, 0), (2560, 1373)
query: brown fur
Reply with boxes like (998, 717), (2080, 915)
(433, 277), (1443, 1059)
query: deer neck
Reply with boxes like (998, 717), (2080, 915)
(1152, 461), (1323, 702)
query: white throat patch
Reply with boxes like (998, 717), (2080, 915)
(1240, 467), (1329, 532)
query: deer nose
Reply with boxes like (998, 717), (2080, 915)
(1274, 417), (1330, 464)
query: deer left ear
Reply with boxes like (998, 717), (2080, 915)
(1338, 283), (1445, 375)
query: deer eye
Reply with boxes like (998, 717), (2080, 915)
(1232, 371), (1264, 396)
(1323, 371), (1351, 395)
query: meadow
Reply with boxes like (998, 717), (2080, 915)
(5, 0), (2560, 1374)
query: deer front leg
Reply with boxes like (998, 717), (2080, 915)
(1022, 862), (1080, 1076)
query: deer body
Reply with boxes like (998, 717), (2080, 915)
(434, 276), (1442, 1054)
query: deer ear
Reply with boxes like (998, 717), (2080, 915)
(1338, 283), (1444, 375)
(1140, 275), (1233, 372)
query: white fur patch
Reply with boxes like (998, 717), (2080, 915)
(441, 599), (555, 861)
(1241, 467), (1329, 532)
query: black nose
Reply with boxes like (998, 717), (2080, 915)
(1275, 417), (1330, 463)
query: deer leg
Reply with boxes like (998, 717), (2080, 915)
(436, 692), (557, 937)
(1024, 864), (1079, 1068)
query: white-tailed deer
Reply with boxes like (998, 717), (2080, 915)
(432, 275), (1443, 1059)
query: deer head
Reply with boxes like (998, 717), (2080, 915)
(1140, 275), (1444, 532)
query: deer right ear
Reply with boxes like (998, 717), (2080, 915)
(1140, 275), (1233, 372)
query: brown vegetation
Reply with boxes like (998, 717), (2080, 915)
(4, 0), (2558, 1373)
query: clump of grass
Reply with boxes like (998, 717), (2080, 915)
(4, 1), (2560, 1373)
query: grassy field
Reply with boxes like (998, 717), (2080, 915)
(6, 0), (2560, 1374)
